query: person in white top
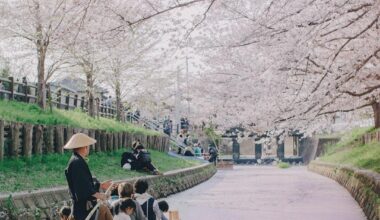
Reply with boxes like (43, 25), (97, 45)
(113, 199), (136, 220)
(134, 179), (162, 220)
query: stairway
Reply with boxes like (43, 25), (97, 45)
(128, 114), (186, 152)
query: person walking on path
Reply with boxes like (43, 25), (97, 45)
(64, 133), (113, 220)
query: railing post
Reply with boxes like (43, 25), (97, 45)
(96, 98), (100, 119)
(8, 77), (14, 100)
(47, 84), (53, 112)
(100, 101), (104, 117)
(81, 96), (85, 110)
(66, 94), (70, 110)
(74, 94), (78, 108)
(57, 89), (62, 108)
(23, 78), (29, 103)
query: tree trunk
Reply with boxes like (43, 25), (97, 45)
(115, 81), (122, 121)
(372, 101), (380, 129)
(86, 71), (95, 117)
(36, 44), (47, 110)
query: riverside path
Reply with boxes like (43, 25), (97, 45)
(164, 165), (366, 220)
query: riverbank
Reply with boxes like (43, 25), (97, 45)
(0, 99), (157, 135)
(319, 127), (380, 173)
(0, 149), (201, 193)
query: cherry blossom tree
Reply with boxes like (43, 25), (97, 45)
(183, 0), (380, 133)
(0, 0), (94, 109)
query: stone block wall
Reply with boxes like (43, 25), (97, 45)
(308, 161), (380, 220)
(0, 163), (217, 220)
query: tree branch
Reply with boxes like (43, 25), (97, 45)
(311, 14), (379, 93)
(341, 84), (380, 97)
(184, 0), (216, 39)
(317, 102), (373, 116)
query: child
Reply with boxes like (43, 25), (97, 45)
(134, 179), (162, 220)
(158, 201), (169, 220)
(113, 199), (136, 220)
(59, 206), (71, 220)
(111, 182), (146, 220)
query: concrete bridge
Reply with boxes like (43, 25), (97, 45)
(164, 165), (366, 220)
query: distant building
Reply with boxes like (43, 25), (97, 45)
(51, 77), (109, 101)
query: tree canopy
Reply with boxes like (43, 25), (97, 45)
(0, 0), (379, 133)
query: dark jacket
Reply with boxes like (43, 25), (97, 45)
(65, 152), (97, 220)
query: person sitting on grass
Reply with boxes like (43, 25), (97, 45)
(158, 201), (169, 220)
(113, 199), (136, 220)
(121, 151), (138, 170)
(121, 144), (162, 175)
(111, 182), (147, 220)
(135, 144), (162, 175)
(134, 179), (162, 220)
(132, 140), (141, 154)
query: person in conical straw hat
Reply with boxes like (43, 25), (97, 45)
(64, 133), (113, 220)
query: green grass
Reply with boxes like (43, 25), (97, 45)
(320, 127), (380, 173)
(322, 127), (372, 156)
(0, 149), (201, 193)
(0, 99), (158, 135)
(278, 162), (290, 169)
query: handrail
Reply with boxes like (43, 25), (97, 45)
(128, 113), (186, 151)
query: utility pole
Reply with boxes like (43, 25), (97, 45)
(175, 66), (181, 135)
(186, 56), (190, 118)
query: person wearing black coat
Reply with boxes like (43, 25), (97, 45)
(64, 133), (113, 220)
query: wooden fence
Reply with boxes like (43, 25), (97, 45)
(0, 120), (169, 160)
(361, 130), (380, 145)
(0, 76), (121, 120)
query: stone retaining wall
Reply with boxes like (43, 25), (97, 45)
(308, 161), (380, 220)
(0, 163), (217, 220)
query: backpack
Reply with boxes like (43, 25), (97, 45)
(141, 197), (156, 220)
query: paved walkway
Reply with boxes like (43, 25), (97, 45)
(164, 165), (366, 220)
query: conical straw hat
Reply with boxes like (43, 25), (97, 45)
(63, 133), (96, 150)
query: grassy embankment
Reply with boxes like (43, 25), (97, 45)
(0, 99), (158, 135)
(320, 127), (380, 173)
(0, 100), (201, 192)
(0, 149), (201, 193)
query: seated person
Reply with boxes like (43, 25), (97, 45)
(113, 199), (136, 220)
(132, 140), (141, 155)
(183, 146), (195, 157)
(58, 206), (71, 220)
(158, 201), (169, 220)
(135, 145), (162, 175)
(121, 144), (161, 175)
(193, 144), (202, 157)
(134, 179), (162, 220)
(111, 182), (147, 220)
(121, 152), (138, 170)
